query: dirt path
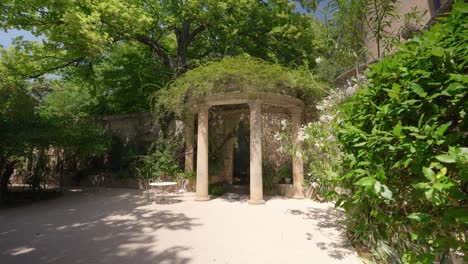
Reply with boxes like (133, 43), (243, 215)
(0, 188), (361, 264)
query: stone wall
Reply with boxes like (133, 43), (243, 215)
(91, 112), (160, 146)
(261, 112), (292, 171)
(65, 112), (163, 188)
(69, 109), (314, 190)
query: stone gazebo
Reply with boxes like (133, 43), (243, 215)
(184, 92), (306, 204)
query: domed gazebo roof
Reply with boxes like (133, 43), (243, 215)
(155, 56), (326, 118)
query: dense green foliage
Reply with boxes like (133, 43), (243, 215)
(301, 85), (354, 197)
(133, 136), (184, 184)
(262, 160), (279, 194)
(315, 0), (367, 82)
(50, 43), (167, 115)
(155, 56), (326, 118)
(316, 0), (421, 83)
(208, 182), (231, 196)
(336, 3), (467, 262)
(1, 0), (327, 115)
(0, 53), (110, 201)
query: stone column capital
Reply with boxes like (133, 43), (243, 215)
(289, 107), (304, 116)
(195, 104), (210, 112)
(248, 100), (262, 109)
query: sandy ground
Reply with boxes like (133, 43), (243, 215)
(0, 188), (361, 264)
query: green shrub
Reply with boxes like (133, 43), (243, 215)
(133, 135), (184, 185)
(262, 160), (278, 194)
(208, 182), (231, 196)
(278, 165), (292, 179)
(337, 2), (467, 263)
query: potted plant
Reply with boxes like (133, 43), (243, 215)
(278, 165), (292, 184)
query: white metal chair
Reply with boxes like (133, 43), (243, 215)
(143, 186), (163, 202)
(168, 179), (188, 197)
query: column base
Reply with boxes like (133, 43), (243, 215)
(195, 196), (210, 201)
(292, 195), (305, 199)
(248, 199), (265, 205)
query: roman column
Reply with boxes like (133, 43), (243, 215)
(291, 108), (305, 199)
(248, 101), (265, 204)
(195, 105), (210, 201)
(184, 113), (195, 172)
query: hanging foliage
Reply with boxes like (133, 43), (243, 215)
(154, 55), (327, 119)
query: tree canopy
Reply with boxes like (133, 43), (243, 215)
(1, 0), (327, 116)
(1, 0), (325, 76)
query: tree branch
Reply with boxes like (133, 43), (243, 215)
(137, 35), (173, 69)
(26, 58), (83, 79)
(189, 25), (205, 43)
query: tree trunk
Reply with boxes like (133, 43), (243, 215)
(175, 20), (191, 75)
(0, 161), (16, 203)
(138, 20), (206, 77)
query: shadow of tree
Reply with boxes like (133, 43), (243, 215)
(0, 188), (200, 264)
(214, 192), (289, 203)
(287, 206), (354, 261)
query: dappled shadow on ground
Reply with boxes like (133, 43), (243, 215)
(0, 188), (200, 264)
(287, 206), (354, 261)
(215, 192), (289, 203)
(215, 192), (249, 203)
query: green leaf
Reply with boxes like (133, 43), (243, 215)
(354, 141), (367, 147)
(415, 182), (429, 189)
(408, 212), (430, 222)
(380, 184), (393, 200)
(435, 122), (451, 137)
(374, 181), (381, 194)
(335, 198), (344, 208)
(425, 188), (434, 200)
(385, 83), (401, 100)
(431, 47), (444, 57)
(409, 83), (427, 98)
(435, 154), (456, 163)
(393, 121), (402, 136)
(355, 176), (376, 187)
(433, 181), (455, 191)
(444, 82), (465, 96)
(422, 167), (435, 181)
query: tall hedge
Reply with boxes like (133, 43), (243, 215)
(337, 2), (467, 263)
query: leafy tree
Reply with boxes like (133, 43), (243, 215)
(364, 0), (399, 59)
(315, 0), (405, 82)
(40, 42), (167, 115)
(0, 51), (110, 202)
(315, 0), (367, 82)
(337, 2), (467, 262)
(1, 0), (325, 77)
(1, 1), (328, 116)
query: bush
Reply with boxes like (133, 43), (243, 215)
(133, 135), (184, 185)
(337, 3), (467, 263)
(209, 182), (231, 196)
(262, 160), (278, 194)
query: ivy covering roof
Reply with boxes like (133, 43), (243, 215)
(154, 56), (327, 117)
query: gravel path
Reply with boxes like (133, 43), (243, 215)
(0, 188), (361, 264)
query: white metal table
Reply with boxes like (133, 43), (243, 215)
(149, 182), (177, 202)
